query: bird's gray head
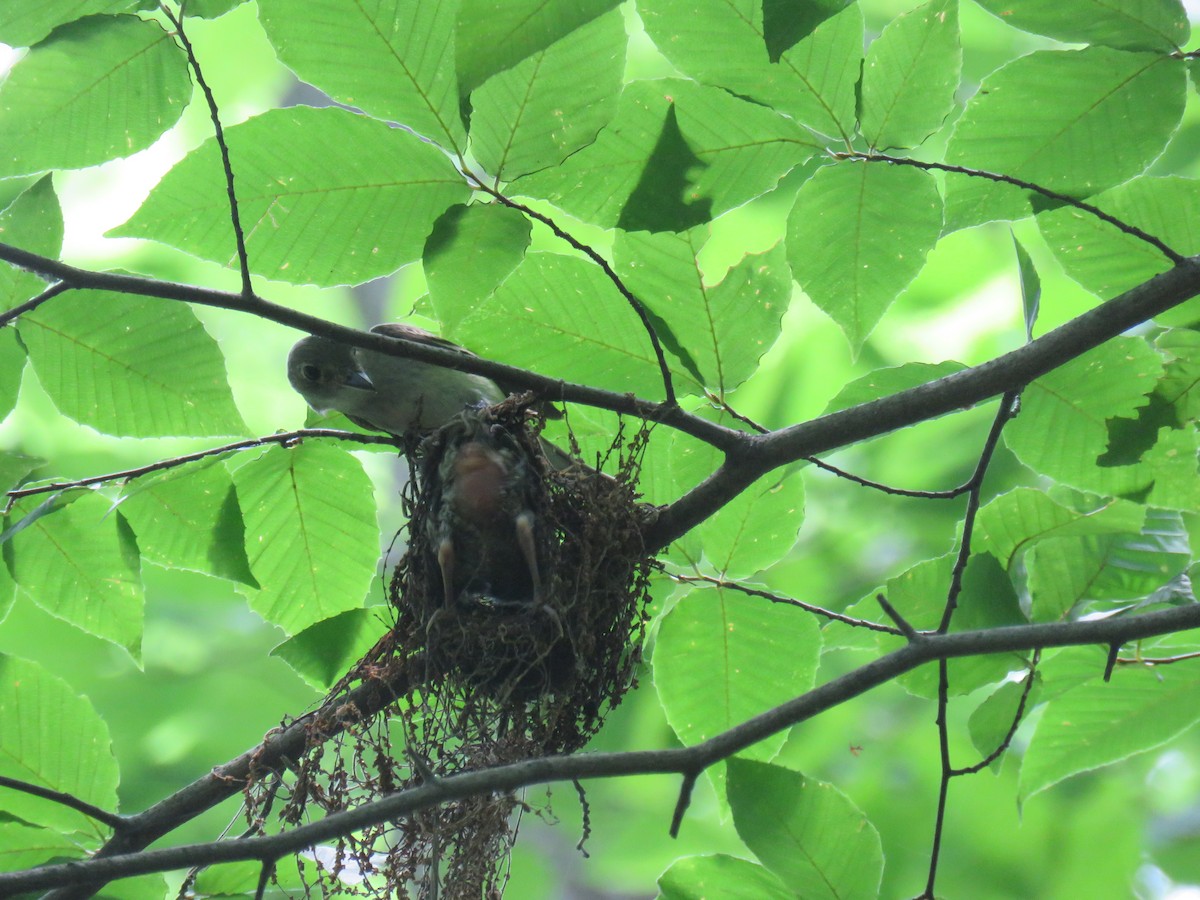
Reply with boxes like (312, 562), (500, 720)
(286, 335), (374, 413)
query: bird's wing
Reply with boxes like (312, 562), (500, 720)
(369, 323), (478, 358)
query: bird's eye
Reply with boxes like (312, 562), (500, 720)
(301, 364), (321, 382)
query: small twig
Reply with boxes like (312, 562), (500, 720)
(1103, 642), (1121, 682)
(160, 3), (254, 296)
(468, 178), (679, 406)
(1117, 650), (1200, 667)
(876, 594), (922, 641)
(951, 650), (1041, 776)
(833, 152), (1186, 266)
(804, 454), (970, 499)
(706, 392), (769, 434)
(0, 775), (127, 830)
(0, 281), (71, 328)
(4, 428), (401, 511)
(669, 771), (699, 838)
(573, 779), (591, 858)
(669, 572), (901, 634)
(253, 859), (274, 900)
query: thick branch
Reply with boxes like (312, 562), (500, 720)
(646, 259), (1200, 547)
(0, 242), (740, 451)
(16, 602), (1200, 896)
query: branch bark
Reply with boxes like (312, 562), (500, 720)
(11, 602), (1200, 897)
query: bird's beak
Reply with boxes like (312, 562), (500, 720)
(344, 369), (375, 391)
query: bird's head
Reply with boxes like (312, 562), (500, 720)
(287, 335), (375, 412)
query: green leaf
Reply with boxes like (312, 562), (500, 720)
(271, 608), (384, 689)
(787, 162), (943, 349)
(423, 203), (532, 333)
(654, 586), (820, 771)
(975, 488), (1147, 570)
(515, 78), (819, 230)
(727, 759), (883, 900)
(974, 0), (1189, 52)
(1020, 659), (1200, 802)
(0, 328), (26, 421)
(257, 0), (465, 149)
(118, 460), (256, 584)
(945, 48), (1186, 229)
(1013, 232), (1041, 341)
(0, 1), (145, 47)
(823, 360), (965, 413)
(0, 821), (80, 874)
(613, 230), (790, 397)
(969, 673), (1040, 768)
(0, 452), (40, 493)
(453, 252), (675, 399)
(456, 0), (621, 95)
(1005, 335), (1157, 475)
(7, 493), (143, 658)
(860, 0), (961, 150)
(1026, 508), (1191, 621)
(233, 443), (378, 635)
(658, 853), (793, 900)
(19, 292), (248, 438)
(0, 15), (190, 178)
(112, 106), (470, 287)
(0, 655), (119, 835)
(1038, 176), (1200, 299)
(1156, 328), (1200, 422)
(470, 9), (625, 181)
(638, 0), (863, 139)
(0, 176), (64, 307)
(696, 470), (805, 579)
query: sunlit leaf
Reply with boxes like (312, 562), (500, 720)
(19, 292), (248, 438)
(7, 493), (142, 658)
(727, 759), (883, 900)
(860, 0), (961, 150)
(658, 853), (792, 900)
(0, 15), (190, 177)
(0, 1), (144, 47)
(946, 49), (1186, 229)
(112, 106), (470, 286)
(272, 608), (384, 689)
(638, 0), (863, 139)
(233, 443), (378, 634)
(788, 162), (943, 349)
(1021, 660), (1200, 802)
(257, 0), (465, 149)
(974, 0), (1189, 52)
(0, 176), (63, 309)
(0, 655), (118, 835)
(424, 203), (532, 333)
(470, 9), (625, 180)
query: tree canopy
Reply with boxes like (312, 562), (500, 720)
(2, 1), (1200, 898)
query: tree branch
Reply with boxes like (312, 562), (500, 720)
(646, 258), (1200, 548)
(14, 602), (1200, 897)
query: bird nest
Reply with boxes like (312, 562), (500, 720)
(272, 400), (654, 898)
(392, 397), (652, 751)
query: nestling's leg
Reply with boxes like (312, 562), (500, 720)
(437, 537), (456, 609)
(514, 510), (541, 602)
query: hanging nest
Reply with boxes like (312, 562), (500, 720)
(392, 395), (653, 750)
(267, 398), (654, 899)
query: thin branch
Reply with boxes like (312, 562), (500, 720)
(876, 594), (922, 641)
(951, 650), (1041, 777)
(4, 428), (400, 511)
(160, 3), (253, 296)
(0, 775), (127, 830)
(0, 281), (71, 327)
(804, 454), (970, 499)
(469, 178), (680, 406)
(668, 572), (901, 634)
(1117, 650), (1200, 666)
(834, 151), (1186, 265)
(16, 602), (1200, 898)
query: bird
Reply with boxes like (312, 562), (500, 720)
(287, 323), (579, 470)
(287, 323), (507, 434)
(427, 417), (542, 610)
